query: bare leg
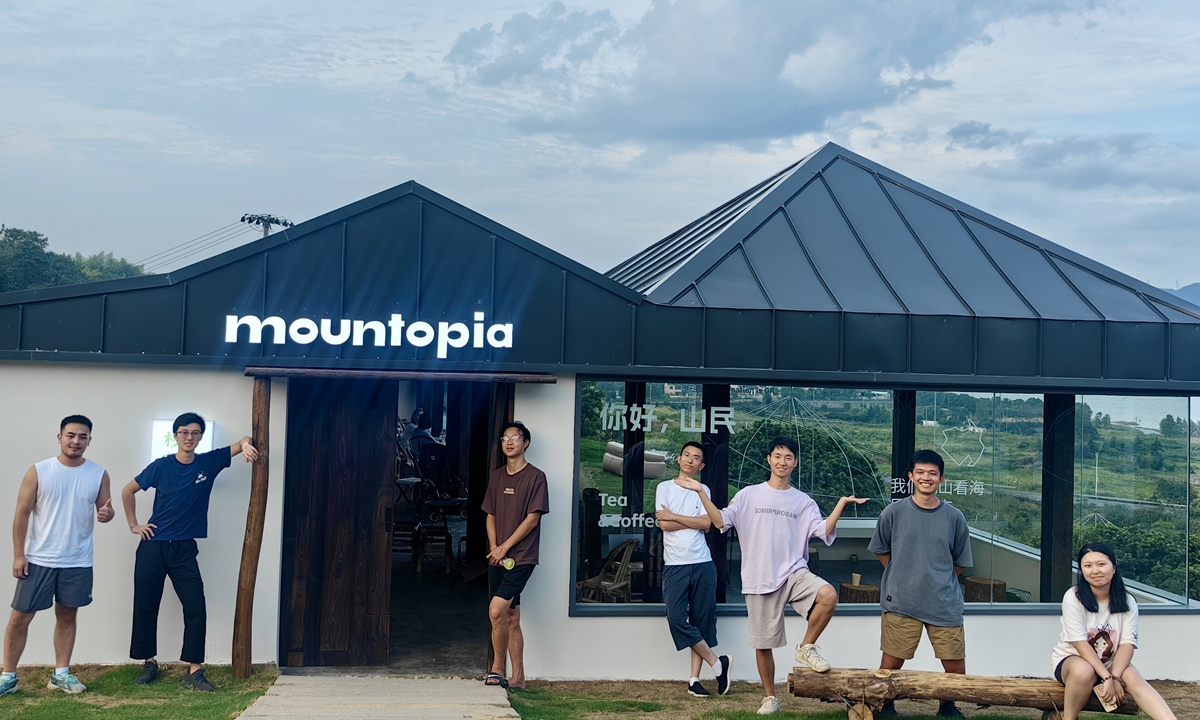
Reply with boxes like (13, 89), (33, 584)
(52, 605), (78, 669)
(801, 586), (838, 645)
(3, 610), (35, 673)
(940, 658), (965, 674)
(506, 606), (525, 689)
(487, 596), (511, 679)
(1059, 657), (1098, 720)
(1121, 665), (1177, 720)
(756, 648), (775, 697)
(690, 639), (717, 677)
(880, 652), (905, 670)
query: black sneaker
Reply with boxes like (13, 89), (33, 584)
(879, 700), (898, 716)
(715, 655), (732, 696)
(688, 680), (711, 697)
(181, 668), (214, 692)
(936, 701), (965, 718)
(134, 661), (158, 685)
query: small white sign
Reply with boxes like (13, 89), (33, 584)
(151, 419), (215, 463)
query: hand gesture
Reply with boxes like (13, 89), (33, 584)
(678, 478), (704, 493)
(131, 523), (157, 540)
(1106, 676), (1126, 705)
(839, 495), (869, 506)
(486, 545), (508, 566)
(242, 441), (260, 463)
(655, 504), (676, 522)
(96, 498), (115, 522)
(12, 556), (28, 579)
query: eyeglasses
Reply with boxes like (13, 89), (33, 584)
(176, 430), (204, 438)
(500, 435), (524, 444)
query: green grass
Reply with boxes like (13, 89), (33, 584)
(509, 687), (662, 719)
(0, 664), (277, 720)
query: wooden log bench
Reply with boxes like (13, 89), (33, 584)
(788, 668), (1139, 720)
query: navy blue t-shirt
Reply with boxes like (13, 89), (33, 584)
(137, 448), (232, 541)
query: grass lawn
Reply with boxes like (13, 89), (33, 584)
(509, 679), (1200, 720)
(0, 664), (278, 720)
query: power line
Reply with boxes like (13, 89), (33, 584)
(134, 223), (242, 267)
(142, 225), (259, 273)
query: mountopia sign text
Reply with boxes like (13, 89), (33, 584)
(225, 312), (513, 359)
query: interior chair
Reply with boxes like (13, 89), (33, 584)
(576, 538), (639, 603)
(416, 443), (468, 525)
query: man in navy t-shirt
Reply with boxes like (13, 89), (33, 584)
(120, 412), (258, 692)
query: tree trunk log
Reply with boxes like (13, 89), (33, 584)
(848, 703), (873, 720)
(839, 582), (881, 604)
(788, 668), (1138, 715)
(963, 576), (1006, 603)
(232, 377), (271, 679)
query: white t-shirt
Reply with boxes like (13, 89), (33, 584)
(655, 479), (712, 566)
(719, 482), (833, 595)
(1049, 587), (1139, 674)
(25, 457), (105, 568)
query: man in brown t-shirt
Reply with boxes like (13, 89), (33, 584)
(482, 421), (549, 690)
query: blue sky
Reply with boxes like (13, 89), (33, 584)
(1, 1), (1198, 286)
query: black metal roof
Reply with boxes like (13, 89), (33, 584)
(2, 144), (1200, 393)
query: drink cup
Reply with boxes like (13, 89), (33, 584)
(851, 573), (862, 586)
(502, 558), (516, 570)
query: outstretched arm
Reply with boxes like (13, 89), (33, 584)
(825, 495), (868, 537)
(231, 436), (260, 462)
(12, 466), (37, 578)
(678, 478), (724, 530)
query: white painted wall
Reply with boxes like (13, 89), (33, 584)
(0, 362), (286, 665)
(514, 375), (1200, 682)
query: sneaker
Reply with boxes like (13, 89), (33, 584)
(795, 643), (831, 673)
(134, 661), (159, 685)
(688, 680), (711, 697)
(0, 674), (17, 696)
(48, 671), (86, 694)
(715, 654), (732, 696)
(879, 700), (898, 716)
(181, 668), (214, 692)
(757, 695), (782, 715)
(936, 701), (965, 718)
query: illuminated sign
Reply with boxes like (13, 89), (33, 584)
(224, 312), (513, 359)
(151, 418), (215, 463)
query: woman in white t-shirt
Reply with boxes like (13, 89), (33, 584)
(1049, 542), (1176, 720)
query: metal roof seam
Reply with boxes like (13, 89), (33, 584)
(1035, 247), (1104, 321)
(737, 244), (775, 309)
(1049, 253), (1168, 322)
(780, 205), (842, 312)
(952, 209), (1041, 320)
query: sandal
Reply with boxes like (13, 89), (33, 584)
(484, 673), (508, 688)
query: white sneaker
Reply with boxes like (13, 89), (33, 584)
(795, 643), (831, 673)
(757, 695), (782, 715)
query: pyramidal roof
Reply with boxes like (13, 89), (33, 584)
(608, 143), (1200, 324)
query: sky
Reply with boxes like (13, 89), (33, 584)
(1, 0), (1199, 285)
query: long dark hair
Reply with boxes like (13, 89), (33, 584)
(1074, 542), (1130, 613)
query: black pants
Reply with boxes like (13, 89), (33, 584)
(130, 539), (206, 664)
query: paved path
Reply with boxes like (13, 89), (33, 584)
(238, 675), (519, 719)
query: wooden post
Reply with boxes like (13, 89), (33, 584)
(232, 377), (271, 679)
(788, 668), (1138, 715)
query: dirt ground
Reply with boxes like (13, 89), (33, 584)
(523, 679), (1200, 719)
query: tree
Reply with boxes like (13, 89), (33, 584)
(0, 225), (143, 292)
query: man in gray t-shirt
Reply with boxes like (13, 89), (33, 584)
(868, 450), (972, 718)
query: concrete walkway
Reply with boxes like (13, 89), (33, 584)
(238, 675), (519, 719)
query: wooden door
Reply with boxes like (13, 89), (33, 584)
(279, 378), (397, 666)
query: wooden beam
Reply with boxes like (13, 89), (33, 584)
(243, 367), (556, 383)
(232, 376), (271, 679)
(787, 668), (1138, 715)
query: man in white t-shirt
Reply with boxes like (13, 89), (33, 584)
(686, 437), (866, 715)
(2, 416), (114, 697)
(654, 442), (732, 697)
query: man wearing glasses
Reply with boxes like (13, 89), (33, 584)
(120, 413), (258, 692)
(482, 421), (548, 690)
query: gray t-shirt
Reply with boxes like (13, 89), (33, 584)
(868, 497), (973, 627)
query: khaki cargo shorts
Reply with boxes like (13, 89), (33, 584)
(746, 568), (831, 649)
(880, 612), (965, 660)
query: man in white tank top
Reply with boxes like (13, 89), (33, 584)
(2, 416), (114, 697)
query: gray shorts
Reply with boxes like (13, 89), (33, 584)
(11, 563), (93, 613)
(746, 567), (831, 649)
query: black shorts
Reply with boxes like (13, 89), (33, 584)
(489, 564), (535, 608)
(1054, 656), (1106, 685)
(12, 563), (93, 613)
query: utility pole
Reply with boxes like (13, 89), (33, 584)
(240, 214), (294, 238)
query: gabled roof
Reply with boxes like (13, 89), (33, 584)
(608, 142), (1200, 325)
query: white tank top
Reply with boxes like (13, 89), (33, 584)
(25, 457), (105, 568)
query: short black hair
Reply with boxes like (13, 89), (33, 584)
(173, 412), (206, 434)
(766, 437), (799, 458)
(501, 421), (531, 445)
(417, 412), (432, 431)
(679, 441), (704, 458)
(60, 415), (92, 432)
(907, 449), (945, 476)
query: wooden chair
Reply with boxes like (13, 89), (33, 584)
(392, 519), (421, 566)
(576, 539), (639, 603)
(420, 525), (454, 574)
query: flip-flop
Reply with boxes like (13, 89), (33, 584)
(484, 673), (508, 688)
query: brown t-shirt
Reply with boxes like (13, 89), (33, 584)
(481, 463), (550, 566)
